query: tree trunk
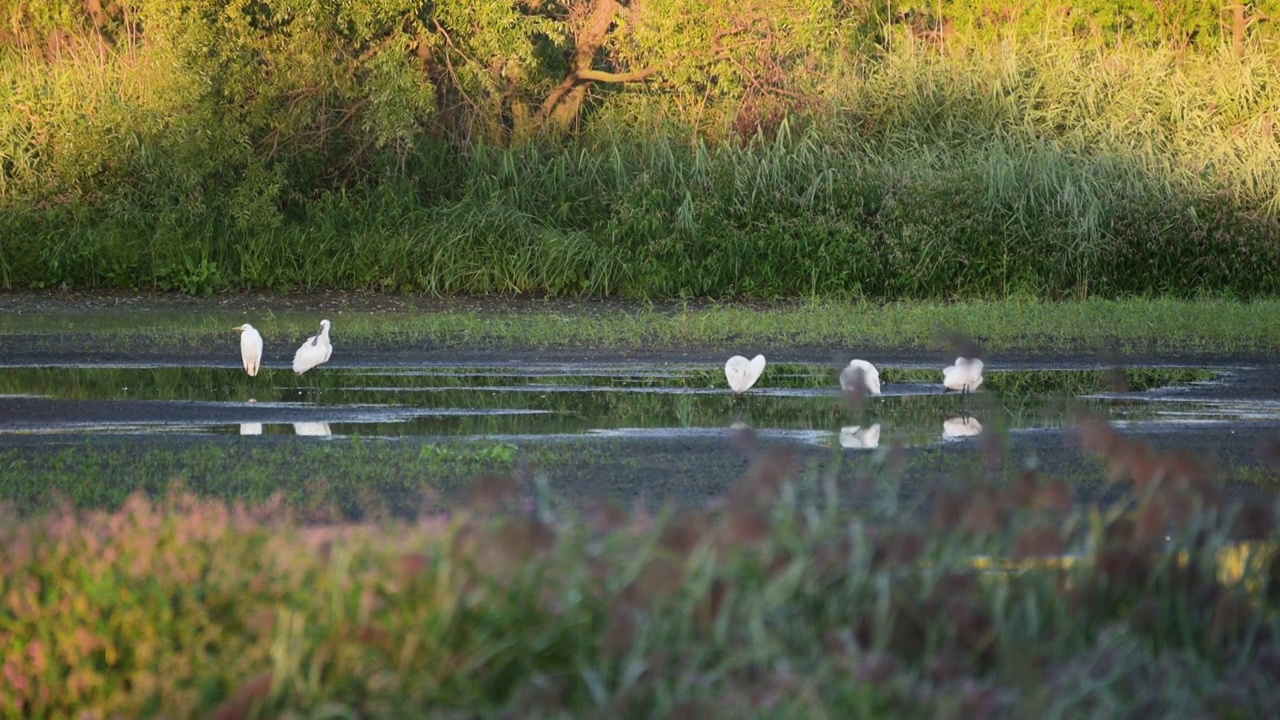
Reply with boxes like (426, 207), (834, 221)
(537, 0), (661, 134)
(1231, 3), (1246, 59)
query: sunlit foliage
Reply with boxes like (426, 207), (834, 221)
(0, 1), (1277, 297)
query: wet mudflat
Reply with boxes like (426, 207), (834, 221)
(2, 353), (1278, 518)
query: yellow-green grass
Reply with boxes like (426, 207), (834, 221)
(3, 298), (1280, 356)
(2, 24), (1278, 299)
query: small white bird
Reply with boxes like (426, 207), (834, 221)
(839, 424), (882, 449)
(240, 422), (263, 436)
(840, 359), (882, 396)
(293, 422), (332, 437)
(233, 324), (264, 377)
(943, 357), (984, 392)
(292, 319), (333, 375)
(724, 354), (767, 394)
(943, 416), (983, 439)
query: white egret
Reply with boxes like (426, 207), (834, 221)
(943, 357), (984, 393)
(292, 319), (333, 375)
(724, 354), (767, 394)
(293, 422), (332, 437)
(239, 422), (263, 436)
(943, 416), (983, 439)
(233, 324), (264, 377)
(840, 359), (882, 396)
(839, 423), (882, 449)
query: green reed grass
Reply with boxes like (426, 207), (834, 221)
(2, 31), (1279, 299)
(4, 297), (1279, 355)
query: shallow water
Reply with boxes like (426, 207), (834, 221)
(0, 363), (1245, 449)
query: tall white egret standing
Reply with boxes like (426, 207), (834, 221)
(840, 359), (882, 396)
(839, 423), (882, 449)
(943, 357), (984, 393)
(725, 354), (767, 394)
(233, 324), (264, 377)
(293, 319), (333, 375)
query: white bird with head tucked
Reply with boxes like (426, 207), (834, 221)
(292, 319), (333, 375)
(233, 324), (264, 377)
(725, 354), (767, 394)
(840, 359), (882, 396)
(943, 357), (984, 393)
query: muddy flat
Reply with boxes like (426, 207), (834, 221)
(1, 340), (1278, 518)
(1, 291), (1277, 517)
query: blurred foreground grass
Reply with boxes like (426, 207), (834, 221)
(2, 415), (1280, 717)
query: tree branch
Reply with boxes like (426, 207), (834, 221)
(574, 66), (661, 83)
(536, 0), (630, 122)
(534, 2), (766, 128)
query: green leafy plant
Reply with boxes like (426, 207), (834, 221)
(155, 255), (221, 296)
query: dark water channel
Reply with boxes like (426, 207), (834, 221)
(4, 361), (1280, 516)
(0, 363), (1238, 445)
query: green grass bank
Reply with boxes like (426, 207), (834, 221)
(1, 2), (1278, 299)
(5, 297), (1280, 356)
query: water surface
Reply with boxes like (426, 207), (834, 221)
(0, 364), (1238, 449)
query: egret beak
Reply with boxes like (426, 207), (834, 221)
(232, 325), (245, 332)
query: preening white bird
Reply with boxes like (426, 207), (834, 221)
(943, 416), (983, 439)
(725, 354), (767, 394)
(233, 324), (264, 377)
(839, 423), (882, 449)
(943, 357), (984, 392)
(292, 319), (333, 375)
(840, 359), (882, 396)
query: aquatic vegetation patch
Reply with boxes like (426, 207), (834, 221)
(0, 438), (520, 518)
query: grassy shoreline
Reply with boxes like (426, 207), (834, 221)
(3, 296), (1280, 357)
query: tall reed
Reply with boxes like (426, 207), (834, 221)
(1, 30), (1278, 298)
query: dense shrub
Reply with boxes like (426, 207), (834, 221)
(0, 1), (1278, 298)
